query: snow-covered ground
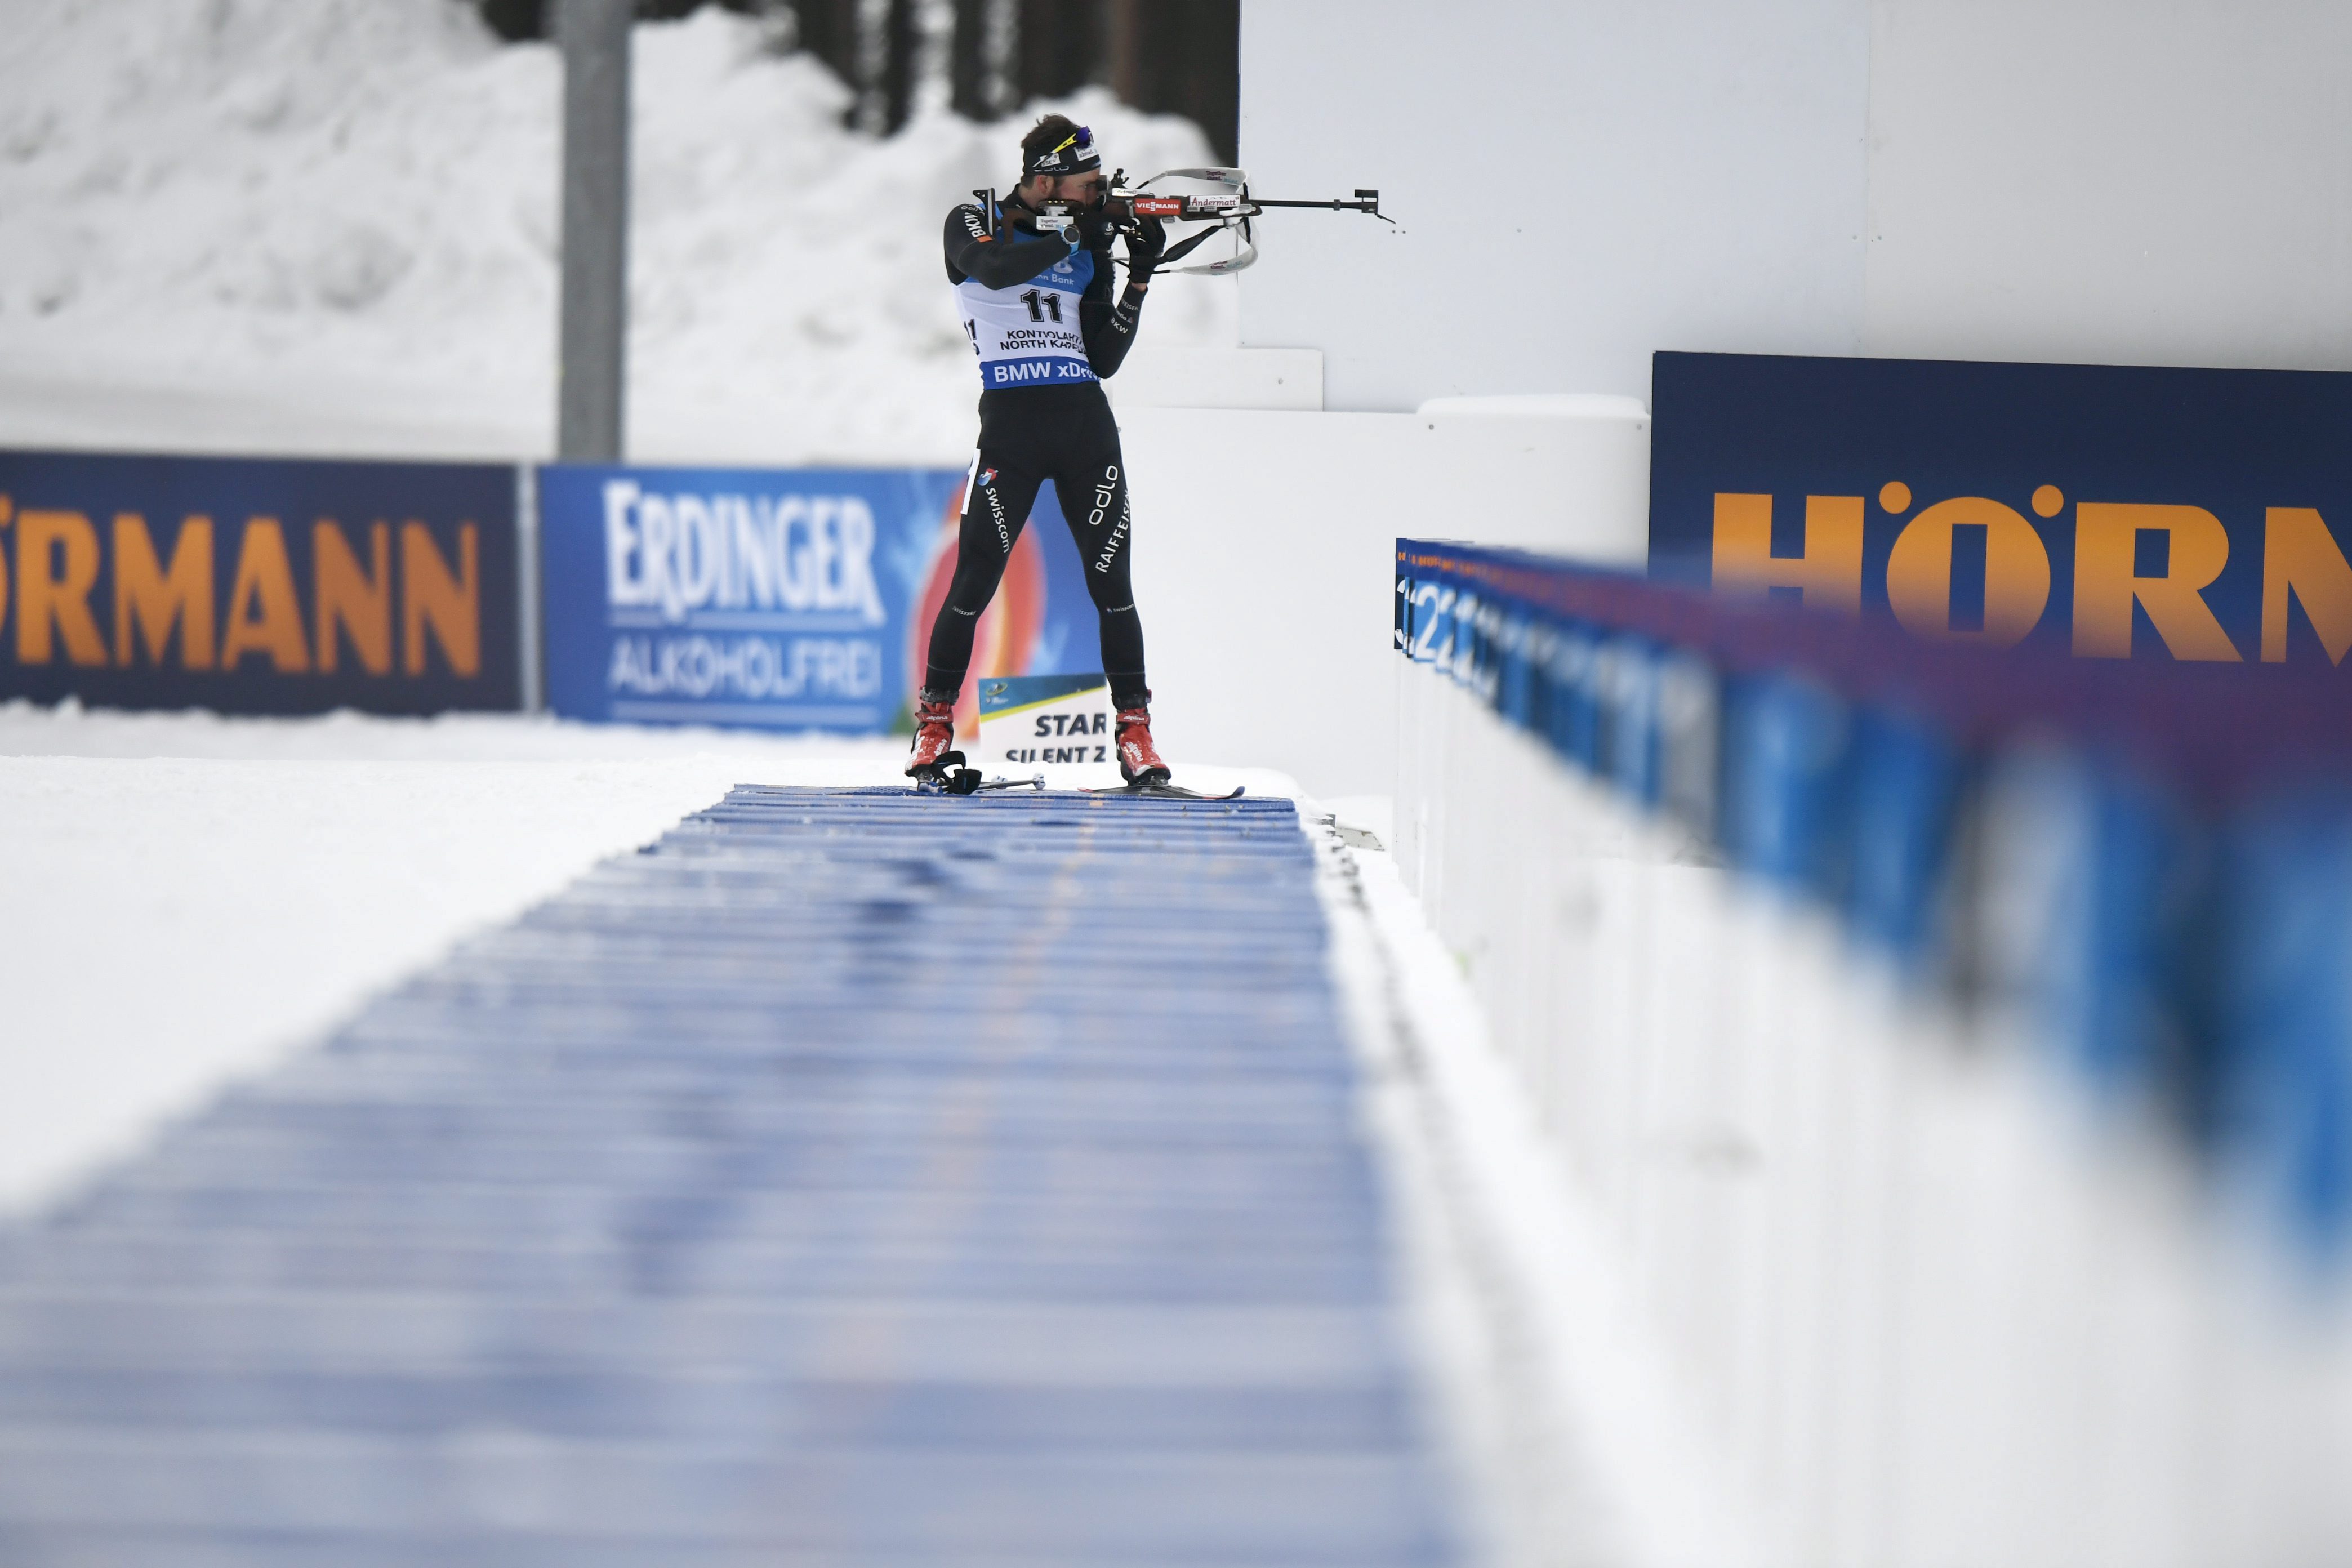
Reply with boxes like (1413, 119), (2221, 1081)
(0, 707), (871, 1214)
(0, 703), (1282, 1217)
(0, 693), (1730, 1567)
(2, 695), (1689, 1567)
(0, 0), (1237, 465)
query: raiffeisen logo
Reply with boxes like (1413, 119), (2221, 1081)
(601, 481), (886, 626)
(1710, 485), (2352, 663)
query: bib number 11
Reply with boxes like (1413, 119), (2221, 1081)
(1018, 289), (1064, 323)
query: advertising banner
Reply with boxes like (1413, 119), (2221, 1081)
(538, 463), (1104, 733)
(1649, 351), (2352, 665)
(0, 448), (520, 713)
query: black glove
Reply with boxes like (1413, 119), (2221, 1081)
(1125, 215), (1168, 280)
(1073, 202), (1115, 250)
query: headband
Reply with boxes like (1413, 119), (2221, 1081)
(1023, 124), (1102, 177)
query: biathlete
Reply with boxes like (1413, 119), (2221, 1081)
(908, 114), (1172, 786)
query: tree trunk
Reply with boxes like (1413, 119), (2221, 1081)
(1105, 0), (1237, 164)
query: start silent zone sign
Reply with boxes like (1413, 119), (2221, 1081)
(975, 672), (1117, 784)
(0, 449), (520, 714)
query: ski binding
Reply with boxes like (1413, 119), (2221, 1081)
(912, 752), (1044, 796)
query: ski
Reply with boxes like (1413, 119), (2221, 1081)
(962, 774), (1045, 794)
(1085, 780), (1246, 801)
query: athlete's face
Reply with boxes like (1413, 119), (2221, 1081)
(1021, 171), (1104, 207)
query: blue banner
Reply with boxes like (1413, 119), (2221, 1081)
(1648, 351), (2352, 666)
(0, 448), (520, 714)
(538, 464), (1103, 733)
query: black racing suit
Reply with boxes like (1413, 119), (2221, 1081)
(922, 198), (1152, 710)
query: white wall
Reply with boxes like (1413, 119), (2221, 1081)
(1240, 0), (2352, 410)
(1862, 0), (2352, 371)
(1237, 0), (1872, 411)
(1115, 400), (1649, 798)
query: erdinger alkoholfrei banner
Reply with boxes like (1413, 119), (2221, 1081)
(537, 464), (1104, 733)
(0, 448), (520, 713)
(1649, 351), (2352, 666)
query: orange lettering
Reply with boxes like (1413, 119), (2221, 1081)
(16, 508), (108, 666)
(2070, 503), (2240, 661)
(114, 514), (215, 669)
(219, 519), (311, 672)
(1884, 496), (2051, 648)
(314, 521), (392, 675)
(402, 522), (479, 677)
(2260, 507), (2352, 665)
(1710, 493), (1863, 614)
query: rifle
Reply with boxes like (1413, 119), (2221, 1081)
(973, 169), (1391, 277)
(1102, 168), (1389, 275)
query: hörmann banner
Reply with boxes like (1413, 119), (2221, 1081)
(538, 464), (1106, 733)
(0, 448), (521, 712)
(1649, 352), (2352, 665)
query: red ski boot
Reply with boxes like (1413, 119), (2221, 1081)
(1114, 696), (1171, 785)
(905, 692), (959, 780)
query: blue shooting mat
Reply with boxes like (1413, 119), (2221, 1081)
(0, 788), (1462, 1565)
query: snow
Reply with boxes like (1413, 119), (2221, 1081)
(0, 706), (1710, 1567)
(0, 709), (880, 1214)
(0, 0), (1237, 465)
(2, 689), (1664, 1564)
(1309, 806), (1741, 1568)
(0, 703), (1282, 1217)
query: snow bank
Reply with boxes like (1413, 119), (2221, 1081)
(0, 752), (778, 1213)
(0, 0), (1235, 464)
(0, 703), (903, 1213)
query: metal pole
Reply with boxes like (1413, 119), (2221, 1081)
(514, 461), (544, 711)
(558, 0), (631, 463)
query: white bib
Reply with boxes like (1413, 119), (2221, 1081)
(956, 242), (1098, 390)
